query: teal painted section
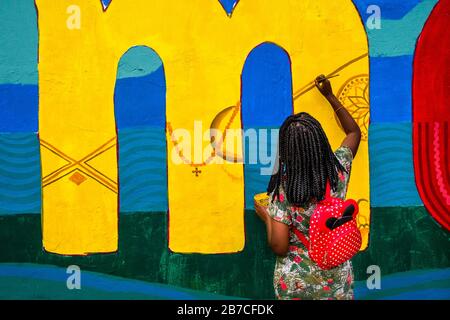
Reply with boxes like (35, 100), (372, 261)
(0, 0), (38, 85)
(117, 46), (163, 80)
(365, 0), (438, 57)
(0, 133), (41, 213)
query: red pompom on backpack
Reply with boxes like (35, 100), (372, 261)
(292, 182), (362, 270)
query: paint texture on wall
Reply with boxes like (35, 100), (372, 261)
(413, 0), (450, 231)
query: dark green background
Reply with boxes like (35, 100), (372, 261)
(0, 207), (448, 299)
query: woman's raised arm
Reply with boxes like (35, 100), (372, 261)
(315, 74), (362, 157)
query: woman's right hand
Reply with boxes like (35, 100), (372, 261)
(315, 74), (334, 98)
(254, 199), (270, 223)
(315, 74), (361, 157)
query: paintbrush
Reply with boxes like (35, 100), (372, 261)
(316, 74), (340, 83)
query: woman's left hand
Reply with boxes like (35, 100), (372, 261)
(254, 200), (270, 223)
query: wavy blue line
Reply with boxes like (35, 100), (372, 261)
(370, 178), (416, 188)
(118, 135), (165, 145)
(371, 196), (422, 205)
(121, 178), (166, 190)
(0, 138), (38, 148)
(370, 168), (415, 178)
(369, 125), (412, 134)
(120, 166), (166, 179)
(121, 183), (166, 195)
(0, 167), (41, 178)
(355, 268), (450, 298)
(371, 167), (415, 177)
(383, 289), (450, 300)
(118, 129), (165, 141)
(0, 179), (40, 190)
(0, 133), (38, 142)
(119, 145), (165, 154)
(0, 205), (40, 214)
(369, 146), (413, 155)
(119, 155), (166, 167)
(118, 127), (165, 135)
(370, 135), (412, 142)
(0, 146), (39, 158)
(0, 156), (40, 167)
(0, 190), (41, 201)
(371, 194), (421, 204)
(120, 180), (167, 196)
(119, 146), (166, 158)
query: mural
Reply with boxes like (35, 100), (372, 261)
(0, 0), (448, 299)
(35, 0), (370, 255)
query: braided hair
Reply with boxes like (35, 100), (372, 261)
(267, 112), (346, 207)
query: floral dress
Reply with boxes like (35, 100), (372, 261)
(268, 146), (355, 300)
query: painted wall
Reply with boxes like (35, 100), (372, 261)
(0, 0), (448, 299)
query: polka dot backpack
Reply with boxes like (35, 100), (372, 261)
(292, 182), (362, 270)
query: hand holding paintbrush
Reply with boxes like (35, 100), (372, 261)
(315, 74), (339, 98)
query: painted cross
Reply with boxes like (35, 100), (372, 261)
(192, 167), (202, 177)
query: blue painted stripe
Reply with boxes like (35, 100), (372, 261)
(353, 0), (421, 20)
(0, 84), (38, 133)
(368, 123), (422, 207)
(0, 128), (170, 215)
(355, 268), (450, 300)
(114, 65), (166, 129)
(118, 128), (167, 213)
(241, 43), (292, 208)
(369, 56), (413, 124)
(0, 133), (41, 214)
(383, 289), (450, 300)
(0, 263), (236, 300)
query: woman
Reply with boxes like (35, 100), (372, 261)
(254, 74), (362, 300)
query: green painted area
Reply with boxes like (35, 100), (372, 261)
(367, 0), (438, 57)
(0, 207), (449, 299)
(0, 212), (275, 299)
(352, 207), (450, 280)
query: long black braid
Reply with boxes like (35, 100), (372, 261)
(267, 112), (347, 207)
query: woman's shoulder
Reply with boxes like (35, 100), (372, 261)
(334, 145), (354, 164)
